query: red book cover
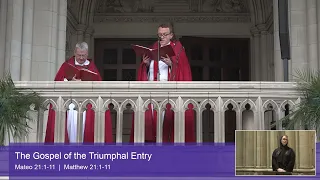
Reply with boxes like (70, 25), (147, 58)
(79, 68), (99, 81)
(64, 63), (80, 80)
(131, 44), (175, 60)
(65, 63), (99, 81)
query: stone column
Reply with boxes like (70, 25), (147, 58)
(67, 33), (79, 58)
(76, 24), (87, 42)
(5, 0), (24, 81)
(250, 27), (261, 81)
(65, 26), (73, 58)
(56, 0), (67, 70)
(258, 24), (268, 81)
(317, 0), (320, 70)
(298, 131), (312, 169)
(20, 0), (34, 81)
(307, 0), (318, 71)
(0, 0), (7, 77)
(267, 33), (275, 81)
(289, 0), (308, 81)
(84, 27), (94, 58)
(266, 131), (271, 168)
(244, 131), (254, 168)
(50, 0), (60, 75)
(274, 0), (284, 81)
(235, 131), (243, 167)
(256, 131), (267, 168)
(31, 0), (67, 80)
(310, 131), (316, 168)
(253, 131), (257, 168)
(250, 37), (256, 80)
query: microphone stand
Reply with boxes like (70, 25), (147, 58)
(150, 38), (161, 143)
(157, 38), (161, 81)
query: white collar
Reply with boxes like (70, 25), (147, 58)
(160, 41), (171, 47)
(75, 58), (90, 66)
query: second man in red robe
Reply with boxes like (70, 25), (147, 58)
(130, 23), (195, 143)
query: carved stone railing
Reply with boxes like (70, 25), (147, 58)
(8, 81), (301, 144)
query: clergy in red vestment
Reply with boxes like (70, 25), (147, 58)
(44, 42), (113, 143)
(130, 23), (195, 143)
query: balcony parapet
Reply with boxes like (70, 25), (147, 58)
(15, 81), (299, 97)
(8, 81), (301, 144)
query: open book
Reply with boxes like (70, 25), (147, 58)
(64, 63), (99, 81)
(131, 44), (175, 60)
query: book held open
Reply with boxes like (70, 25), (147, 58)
(131, 44), (175, 60)
(64, 63), (99, 81)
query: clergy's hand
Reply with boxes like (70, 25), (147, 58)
(71, 75), (81, 81)
(161, 54), (172, 66)
(142, 54), (150, 66)
(277, 168), (286, 172)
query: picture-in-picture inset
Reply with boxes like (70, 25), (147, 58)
(235, 130), (316, 176)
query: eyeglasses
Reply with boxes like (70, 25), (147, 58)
(75, 54), (88, 58)
(157, 33), (171, 38)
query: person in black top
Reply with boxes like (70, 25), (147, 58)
(272, 135), (296, 175)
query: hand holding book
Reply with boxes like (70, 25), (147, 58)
(64, 63), (99, 81)
(131, 44), (175, 61)
(160, 54), (172, 66)
(142, 54), (151, 66)
(70, 74), (81, 81)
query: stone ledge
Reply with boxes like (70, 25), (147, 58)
(13, 81), (300, 99)
(14, 81), (298, 90)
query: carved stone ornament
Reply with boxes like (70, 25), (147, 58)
(202, 0), (248, 13)
(94, 0), (249, 13)
(92, 0), (250, 23)
(95, 0), (157, 13)
(132, 0), (155, 13)
(68, 0), (80, 15)
(93, 15), (250, 23)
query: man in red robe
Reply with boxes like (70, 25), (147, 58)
(130, 23), (195, 143)
(45, 42), (113, 143)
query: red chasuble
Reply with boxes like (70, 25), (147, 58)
(129, 41), (195, 143)
(44, 56), (113, 143)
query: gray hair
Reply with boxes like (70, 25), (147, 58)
(74, 42), (88, 52)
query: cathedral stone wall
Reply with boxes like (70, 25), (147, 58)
(1, 0), (320, 81)
(0, 0), (67, 81)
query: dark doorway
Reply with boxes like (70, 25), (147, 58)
(180, 36), (250, 81)
(94, 38), (156, 81)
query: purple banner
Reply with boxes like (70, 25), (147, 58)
(2, 143), (319, 179)
(9, 143), (233, 177)
(0, 146), (8, 175)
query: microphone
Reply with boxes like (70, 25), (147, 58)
(157, 37), (161, 81)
